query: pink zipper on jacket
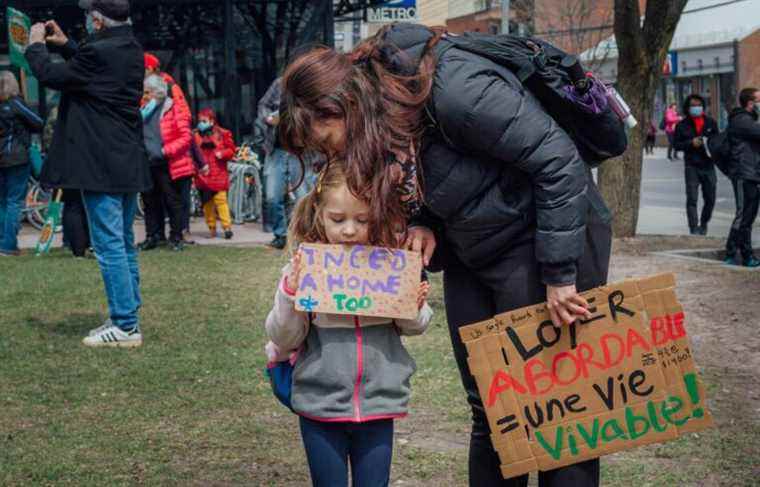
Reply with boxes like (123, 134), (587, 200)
(352, 316), (364, 421)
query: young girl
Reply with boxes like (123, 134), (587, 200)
(264, 161), (433, 487)
(193, 108), (236, 239)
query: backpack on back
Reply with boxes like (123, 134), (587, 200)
(706, 130), (733, 177)
(437, 32), (628, 166)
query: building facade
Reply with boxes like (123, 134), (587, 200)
(583, 0), (760, 130)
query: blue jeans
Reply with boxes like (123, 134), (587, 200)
(81, 191), (141, 332)
(0, 163), (31, 252)
(263, 149), (315, 238)
(299, 417), (394, 487)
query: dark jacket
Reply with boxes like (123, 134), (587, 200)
(727, 107), (760, 182)
(0, 96), (43, 168)
(253, 78), (281, 157)
(25, 26), (151, 193)
(386, 24), (608, 285)
(674, 115), (719, 169)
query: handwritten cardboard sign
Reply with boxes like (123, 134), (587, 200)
(459, 273), (713, 479)
(294, 243), (422, 320)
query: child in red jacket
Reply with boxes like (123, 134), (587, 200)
(194, 108), (236, 239)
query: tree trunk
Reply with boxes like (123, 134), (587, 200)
(598, 0), (688, 237)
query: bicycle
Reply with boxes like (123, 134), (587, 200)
(21, 175), (60, 232)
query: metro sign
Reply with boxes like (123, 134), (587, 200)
(367, 0), (417, 23)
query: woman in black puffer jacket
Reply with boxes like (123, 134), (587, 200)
(279, 24), (619, 487)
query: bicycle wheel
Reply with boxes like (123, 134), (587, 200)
(27, 183), (60, 232)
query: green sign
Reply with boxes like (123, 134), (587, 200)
(7, 7), (31, 72)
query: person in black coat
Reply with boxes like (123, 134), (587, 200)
(725, 87), (760, 266)
(279, 24), (621, 486)
(674, 94), (719, 235)
(25, 0), (151, 348)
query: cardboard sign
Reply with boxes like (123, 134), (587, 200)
(7, 7), (31, 72)
(459, 274), (713, 479)
(294, 243), (422, 320)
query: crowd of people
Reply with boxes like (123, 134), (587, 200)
(1, 1), (759, 486)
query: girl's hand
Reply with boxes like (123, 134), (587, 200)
(286, 251), (302, 294)
(546, 284), (592, 327)
(215, 151), (223, 159)
(405, 226), (436, 267)
(417, 281), (431, 310)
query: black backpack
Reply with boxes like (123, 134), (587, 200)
(706, 131), (733, 177)
(436, 33), (628, 166)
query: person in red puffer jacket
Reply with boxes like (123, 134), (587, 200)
(139, 74), (195, 252)
(194, 108), (236, 239)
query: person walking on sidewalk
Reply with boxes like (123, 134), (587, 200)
(138, 74), (194, 252)
(725, 87), (760, 267)
(0, 71), (43, 257)
(675, 94), (719, 235)
(193, 108), (236, 239)
(665, 103), (682, 161)
(26, 0), (151, 347)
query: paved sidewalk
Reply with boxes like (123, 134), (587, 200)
(17, 217), (272, 250)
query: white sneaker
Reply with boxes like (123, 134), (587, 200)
(88, 318), (113, 336)
(82, 325), (143, 348)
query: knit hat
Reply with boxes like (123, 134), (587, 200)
(78, 0), (131, 22)
(144, 53), (160, 70)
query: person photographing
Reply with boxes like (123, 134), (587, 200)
(25, 0), (151, 347)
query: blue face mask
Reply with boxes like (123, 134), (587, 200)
(197, 121), (213, 132)
(689, 106), (704, 118)
(85, 13), (96, 35)
(140, 99), (158, 120)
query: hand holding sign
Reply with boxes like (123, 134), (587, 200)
(286, 251), (302, 295)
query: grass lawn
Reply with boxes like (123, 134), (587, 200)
(1, 245), (758, 486)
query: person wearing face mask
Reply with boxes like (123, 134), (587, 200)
(144, 52), (195, 245)
(193, 108), (236, 239)
(674, 94), (719, 235)
(25, 0), (151, 347)
(138, 75), (195, 252)
(725, 87), (760, 267)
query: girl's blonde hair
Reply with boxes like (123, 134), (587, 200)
(0, 71), (20, 101)
(288, 160), (404, 251)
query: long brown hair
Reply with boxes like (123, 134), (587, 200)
(279, 25), (444, 246)
(288, 160), (400, 251)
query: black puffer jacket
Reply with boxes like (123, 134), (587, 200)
(384, 24), (611, 285)
(727, 107), (760, 182)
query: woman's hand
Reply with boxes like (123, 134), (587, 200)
(417, 281), (431, 310)
(405, 226), (436, 267)
(285, 251), (301, 294)
(546, 284), (592, 327)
